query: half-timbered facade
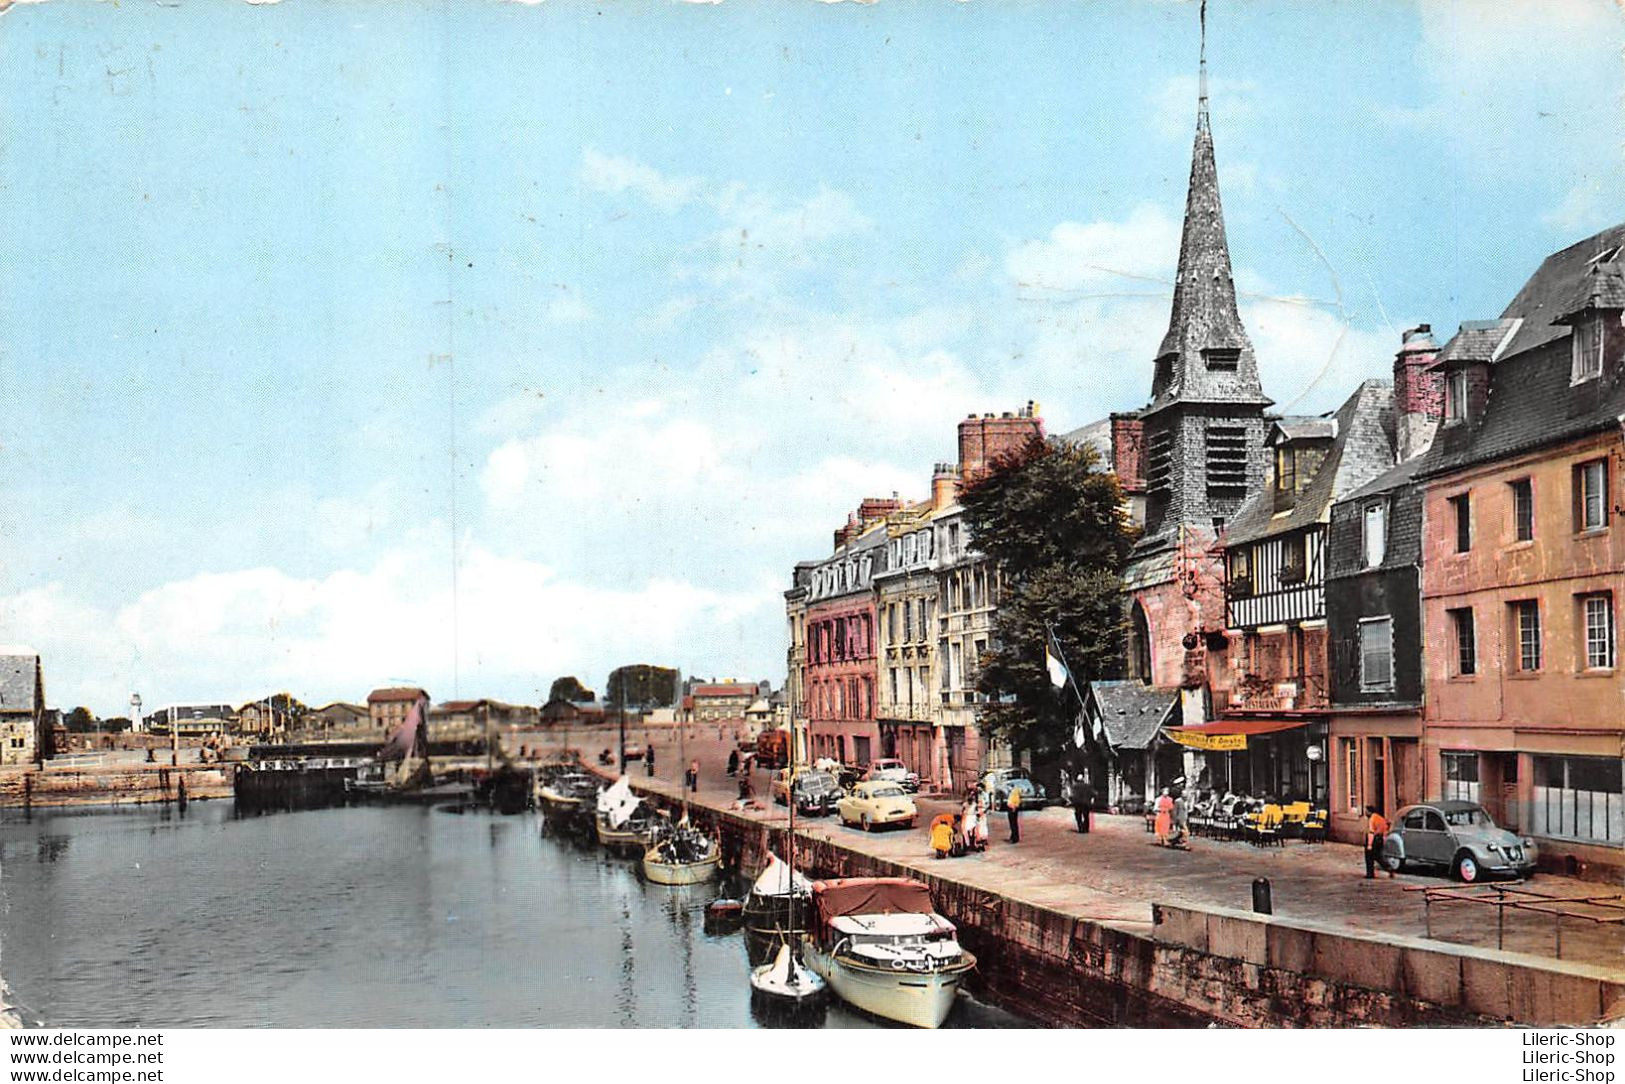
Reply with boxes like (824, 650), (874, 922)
(1200, 380), (1398, 802)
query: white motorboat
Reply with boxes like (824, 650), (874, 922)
(749, 941), (825, 1004)
(802, 877), (974, 1029)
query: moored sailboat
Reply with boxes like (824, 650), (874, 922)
(594, 775), (655, 853)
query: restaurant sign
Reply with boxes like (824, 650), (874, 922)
(1164, 729), (1247, 752)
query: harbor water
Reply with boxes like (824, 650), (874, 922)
(0, 803), (1029, 1028)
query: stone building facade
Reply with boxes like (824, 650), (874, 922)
(0, 653), (47, 766)
(1414, 224), (1625, 877)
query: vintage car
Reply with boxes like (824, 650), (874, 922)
(985, 767), (1048, 811)
(620, 743), (645, 762)
(863, 757), (920, 793)
(835, 780), (917, 832)
(1381, 800), (1538, 882)
(770, 768), (841, 816)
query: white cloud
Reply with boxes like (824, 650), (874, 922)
(580, 148), (702, 212)
(1005, 204), (1180, 297)
(2, 538), (773, 717)
(544, 289), (591, 324)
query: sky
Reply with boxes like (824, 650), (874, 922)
(0, 0), (1620, 716)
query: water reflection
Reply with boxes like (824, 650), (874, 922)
(0, 803), (1030, 1029)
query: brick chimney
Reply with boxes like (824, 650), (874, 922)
(958, 401), (1045, 483)
(931, 462), (958, 510)
(1109, 412), (1146, 494)
(1394, 324), (1442, 461)
(857, 496), (902, 523)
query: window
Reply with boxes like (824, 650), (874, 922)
(1359, 617), (1393, 692)
(1572, 317), (1604, 384)
(1582, 593), (1615, 670)
(1445, 369), (1469, 423)
(1280, 535), (1307, 584)
(1576, 459), (1609, 532)
(1512, 600), (1542, 671)
(1229, 548), (1250, 581)
(1275, 447), (1297, 493)
(1204, 347), (1240, 371)
(1532, 755), (1623, 844)
(1449, 608), (1477, 676)
(1441, 752), (1480, 803)
(902, 601), (912, 643)
(1450, 494), (1471, 553)
(1339, 737), (1360, 813)
(1510, 478), (1533, 542)
(1363, 502), (1387, 567)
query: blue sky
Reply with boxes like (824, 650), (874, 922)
(1, 0), (1619, 715)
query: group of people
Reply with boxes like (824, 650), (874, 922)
(929, 791), (993, 858)
(1151, 787), (1191, 849)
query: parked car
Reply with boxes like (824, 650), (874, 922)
(985, 767), (1048, 811)
(835, 780), (917, 831)
(621, 743), (645, 762)
(1381, 800), (1538, 882)
(770, 768), (841, 816)
(863, 757), (919, 793)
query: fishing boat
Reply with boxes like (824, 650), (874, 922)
(802, 877), (974, 1029)
(538, 771), (600, 833)
(640, 819), (720, 885)
(594, 776), (655, 853)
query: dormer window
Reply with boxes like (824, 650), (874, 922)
(1275, 447), (1298, 493)
(1572, 316), (1604, 384)
(1203, 347), (1240, 372)
(1445, 369), (1469, 423)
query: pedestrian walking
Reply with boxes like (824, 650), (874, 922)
(930, 816), (953, 860)
(726, 749), (739, 777)
(686, 760), (700, 794)
(1153, 787), (1174, 846)
(1070, 775), (1095, 834)
(646, 744), (656, 777)
(1364, 805), (1393, 879)
(1005, 786), (1022, 843)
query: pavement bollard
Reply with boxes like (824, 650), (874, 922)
(1251, 876), (1273, 915)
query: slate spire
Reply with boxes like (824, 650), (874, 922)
(1146, 0), (1271, 415)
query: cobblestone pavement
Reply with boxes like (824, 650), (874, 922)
(520, 725), (1624, 971)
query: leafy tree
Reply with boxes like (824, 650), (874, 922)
(100, 717), (133, 733)
(64, 706), (98, 733)
(605, 664), (679, 709)
(960, 436), (1136, 761)
(548, 676), (594, 704)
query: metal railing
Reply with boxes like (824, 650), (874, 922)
(1407, 881), (1625, 960)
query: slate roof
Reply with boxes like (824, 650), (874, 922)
(1268, 417), (1337, 444)
(1143, 108), (1271, 415)
(1224, 379), (1397, 547)
(1429, 319), (1520, 367)
(0, 654), (40, 715)
(1555, 259), (1625, 323)
(1085, 681), (1178, 751)
(1417, 222), (1625, 480)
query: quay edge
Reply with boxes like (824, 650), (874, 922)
(627, 779), (1625, 1028)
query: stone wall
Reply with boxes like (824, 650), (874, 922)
(679, 788), (1623, 1027)
(0, 765), (233, 808)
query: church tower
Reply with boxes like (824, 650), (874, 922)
(1119, 1), (1271, 691)
(1138, 8), (1271, 547)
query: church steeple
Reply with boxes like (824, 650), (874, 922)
(1145, 0), (1270, 416)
